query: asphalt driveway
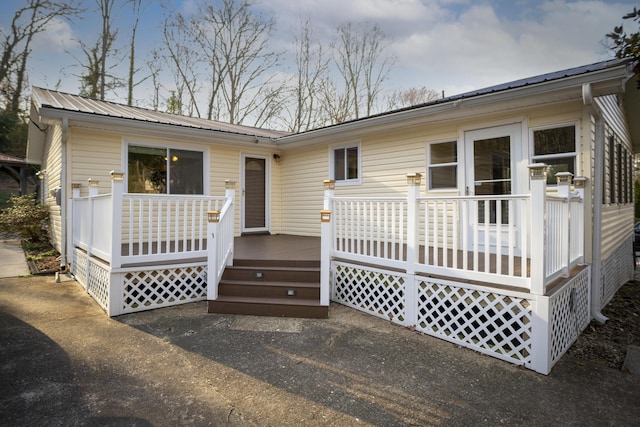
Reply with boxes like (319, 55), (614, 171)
(1, 275), (639, 426)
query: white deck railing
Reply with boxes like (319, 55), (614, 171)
(321, 167), (586, 295)
(120, 194), (225, 265)
(71, 172), (235, 271)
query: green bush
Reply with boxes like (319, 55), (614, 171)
(0, 194), (49, 242)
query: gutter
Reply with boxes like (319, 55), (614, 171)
(582, 83), (608, 324)
(61, 117), (68, 270)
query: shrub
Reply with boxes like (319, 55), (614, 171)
(0, 194), (49, 242)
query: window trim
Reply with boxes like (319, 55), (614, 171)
(329, 141), (361, 186)
(529, 122), (578, 186)
(122, 138), (209, 195)
(426, 139), (458, 191)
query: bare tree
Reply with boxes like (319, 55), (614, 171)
(76, 0), (124, 100)
(146, 49), (162, 110)
(0, 0), (81, 112)
(126, 0), (146, 106)
(333, 21), (395, 120)
(161, 14), (201, 116)
(204, 0), (284, 125)
(282, 20), (329, 132)
(385, 86), (440, 110)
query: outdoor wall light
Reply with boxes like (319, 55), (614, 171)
(273, 154), (281, 162)
(208, 210), (220, 223)
(320, 210), (332, 222)
(36, 170), (46, 180)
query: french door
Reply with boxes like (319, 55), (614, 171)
(464, 124), (521, 252)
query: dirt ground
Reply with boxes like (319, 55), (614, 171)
(566, 279), (640, 369)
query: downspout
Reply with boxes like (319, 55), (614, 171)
(582, 83), (608, 324)
(60, 117), (68, 270)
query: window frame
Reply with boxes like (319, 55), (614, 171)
(426, 139), (458, 191)
(122, 138), (209, 195)
(530, 123), (578, 186)
(329, 141), (361, 186)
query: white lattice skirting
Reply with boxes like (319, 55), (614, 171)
(332, 260), (592, 374)
(549, 267), (591, 366)
(71, 248), (207, 316)
(118, 264), (207, 315)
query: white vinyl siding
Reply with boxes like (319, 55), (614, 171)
(43, 124), (63, 252)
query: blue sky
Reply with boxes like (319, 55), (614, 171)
(1, 0), (637, 112)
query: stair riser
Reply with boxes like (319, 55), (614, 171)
(208, 300), (328, 319)
(222, 269), (319, 283)
(219, 283), (319, 299)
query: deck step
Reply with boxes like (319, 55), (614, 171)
(218, 280), (320, 299)
(208, 258), (324, 319)
(221, 265), (320, 282)
(208, 296), (328, 318)
(233, 259), (319, 268)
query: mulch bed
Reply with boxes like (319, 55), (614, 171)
(566, 279), (640, 369)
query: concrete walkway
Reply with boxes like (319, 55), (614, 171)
(1, 275), (639, 426)
(0, 238), (29, 278)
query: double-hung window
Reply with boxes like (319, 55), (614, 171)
(127, 145), (204, 194)
(427, 140), (457, 190)
(531, 124), (577, 185)
(331, 142), (360, 184)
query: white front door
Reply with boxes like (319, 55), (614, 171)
(464, 124), (521, 252)
(241, 154), (269, 233)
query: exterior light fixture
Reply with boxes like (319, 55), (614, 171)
(208, 210), (220, 223)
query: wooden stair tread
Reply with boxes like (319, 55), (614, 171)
(226, 265), (319, 272)
(213, 295), (323, 306)
(220, 279), (319, 288)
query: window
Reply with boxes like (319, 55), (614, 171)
(331, 143), (360, 184)
(127, 145), (204, 194)
(532, 125), (576, 185)
(428, 140), (457, 190)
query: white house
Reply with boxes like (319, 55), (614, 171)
(27, 58), (640, 374)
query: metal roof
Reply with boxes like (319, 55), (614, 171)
(284, 57), (635, 139)
(31, 87), (290, 140)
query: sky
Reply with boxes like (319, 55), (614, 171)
(1, 0), (638, 113)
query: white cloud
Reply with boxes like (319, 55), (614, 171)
(31, 17), (78, 54)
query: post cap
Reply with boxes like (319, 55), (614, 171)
(110, 171), (125, 182)
(225, 179), (236, 189)
(528, 163), (547, 180)
(573, 177), (587, 188)
(323, 180), (336, 190)
(406, 173), (422, 186)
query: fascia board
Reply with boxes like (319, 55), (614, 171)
(38, 107), (279, 148)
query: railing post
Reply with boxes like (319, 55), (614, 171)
(225, 179), (236, 266)
(530, 295), (552, 374)
(207, 210), (220, 300)
(88, 178), (99, 197)
(556, 172), (572, 277)
(320, 180), (335, 306)
(108, 172), (125, 317)
(405, 173), (421, 327)
(72, 183), (81, 198)
(573, 177), (586, 264)
(529, 163), (547, 295)
(69, 183), (81, 266)
(109, 172), (124, 269)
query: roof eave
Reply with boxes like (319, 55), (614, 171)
(37, 106), (279, 147)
